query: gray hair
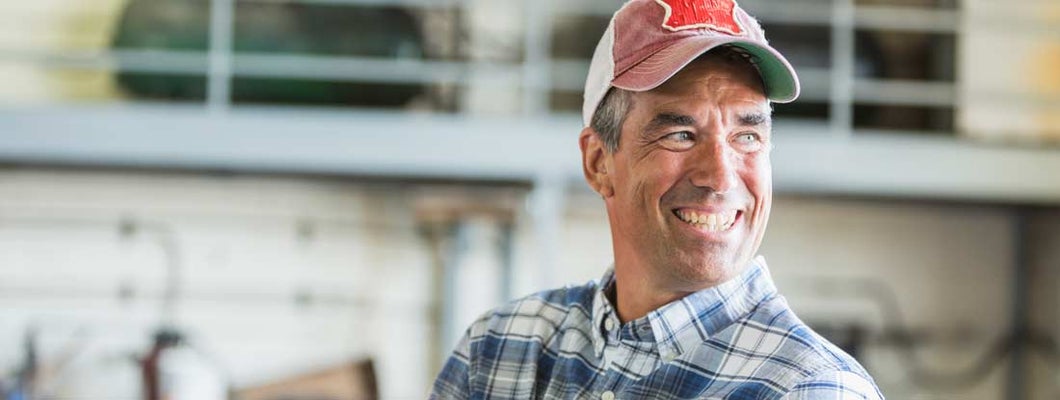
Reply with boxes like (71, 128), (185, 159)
(589, 87), (631, 153)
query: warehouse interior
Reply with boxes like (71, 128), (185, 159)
(2, 0), (1060, 399)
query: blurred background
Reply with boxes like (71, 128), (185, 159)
(1, 0), (1059, 399)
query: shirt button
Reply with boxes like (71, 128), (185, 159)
(601, 390), (615, 400)
(604, 317), (616, 331)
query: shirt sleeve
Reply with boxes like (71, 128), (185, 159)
(429, 332), (473, 399)
(779, 370), (884, 400)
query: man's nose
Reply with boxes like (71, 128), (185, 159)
(687, 140), (737, 194)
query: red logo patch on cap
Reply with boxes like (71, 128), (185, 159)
(655, 0), (744, 35)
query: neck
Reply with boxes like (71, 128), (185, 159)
(609, 251), (750, 323)
(611, 268), (687, 323)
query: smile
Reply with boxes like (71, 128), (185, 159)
(673, 209), (739, 232)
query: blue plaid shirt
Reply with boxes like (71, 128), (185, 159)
(431, 257), (883, 399)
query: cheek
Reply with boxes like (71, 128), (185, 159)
(744, 158), (773, 222)
(623, 153), (682, 205)
(742, 156), (772, 196)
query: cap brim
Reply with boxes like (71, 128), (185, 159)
(611, 36), (800, 103)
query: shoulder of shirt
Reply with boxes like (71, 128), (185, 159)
(782, 369), (885, 399)
(465, 279), (599, 340)
(741, 295), (881, 395)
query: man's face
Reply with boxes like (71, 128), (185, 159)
(595, 56), (773, 291)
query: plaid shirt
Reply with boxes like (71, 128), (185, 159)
(431, 257), (883, 399)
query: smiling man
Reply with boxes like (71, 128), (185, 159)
(431, 0), (883, 399)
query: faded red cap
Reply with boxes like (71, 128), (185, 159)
(583, 0), (800, 127)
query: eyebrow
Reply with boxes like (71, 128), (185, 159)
(738, 112), (771, 127)
(644, 113), (697, 133)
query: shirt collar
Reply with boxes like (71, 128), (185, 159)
(590, 269), (617, 357)
(591, 256), (778, 359)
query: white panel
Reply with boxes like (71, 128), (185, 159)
(0, 170), (436, 398)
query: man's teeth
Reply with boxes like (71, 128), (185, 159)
(676, 210), (737, 231)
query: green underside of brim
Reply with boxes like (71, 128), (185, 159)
(727, 42), (799, 103)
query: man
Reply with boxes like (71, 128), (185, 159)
(432, 0), (883, 398)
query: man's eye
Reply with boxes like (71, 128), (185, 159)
(663, 131), (693, 142)
(733, 133), (765, 152)
(656, 131), (695, 150)
(735, 133), (759, 143)
(659, 131), (695, 150)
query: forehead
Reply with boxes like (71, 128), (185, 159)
(632, 57), (769, 113)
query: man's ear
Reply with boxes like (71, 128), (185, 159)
(579, 127), (614, 198)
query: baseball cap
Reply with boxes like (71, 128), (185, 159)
(582, 0), (800, 127)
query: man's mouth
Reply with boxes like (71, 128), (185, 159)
(673, 209), (740, 232)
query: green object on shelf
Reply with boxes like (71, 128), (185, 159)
(112, 0), (426, 107)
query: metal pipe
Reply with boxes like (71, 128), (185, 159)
(498, 220), (515, 302)
(1007, 209), (1030, 400)
(120, 219), (183, 330)
(829, 0), (856, 137)
(521, 0), (552, 116)
(528, 174), (564, 290)
(422, 220), (469, 370)
(207, 0), (235, 112)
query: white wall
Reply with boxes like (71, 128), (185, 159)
(0, 170), (438, 399)
(765, 197), (1015, 400)
(1, 169), (1056, 399)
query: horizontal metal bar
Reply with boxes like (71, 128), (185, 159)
(793, 68), (833, 102)
(549, 59), (588, 92)
(552, 0), (836, 23)
(552, 1), (1051, 39)
(2, 49), (209, 75)
(854, 6), (959, 33)
(0, 105), (581, 182)
(0, 282), (433, 313)
(741, 0), (836, 26)
(11, 48), (1060, 110)
(236, 0), (467, 8)
(547, 1), (621, 17)
(3, 105), (1060, 204)
(555, 0), (958, 33)
(231, 53), (520, 85)
(0, 49), (525, 86)
(774, 129), (1060, 205)
(235, 0), (550, 9)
